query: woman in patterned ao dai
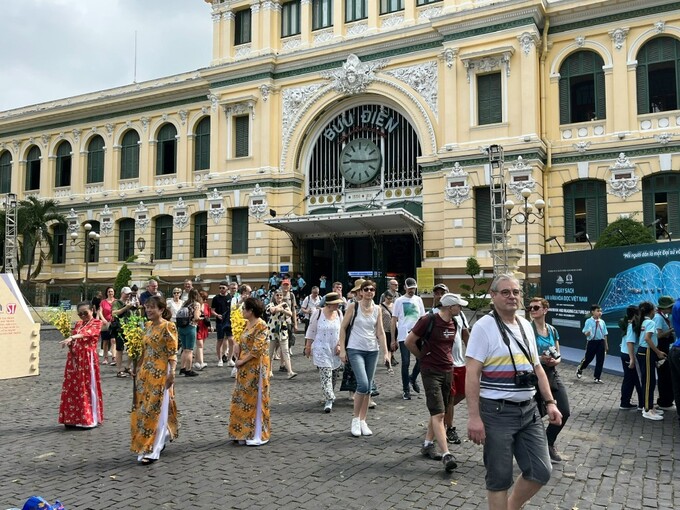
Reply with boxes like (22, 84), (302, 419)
(58, 302), (104, 429)
(229, 297), (271, 446)
(131, 296), (179, 465)
(304, 292), (344, 413)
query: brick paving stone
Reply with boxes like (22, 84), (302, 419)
(1, 329), (679, 509)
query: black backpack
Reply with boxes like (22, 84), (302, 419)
(176, 306), (191, 328)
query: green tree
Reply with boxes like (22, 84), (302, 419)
(15, 197), (67, 285)
(114, 263), (132, 296)
(595, 217), (656, 249)
(459, 257), (490, 313)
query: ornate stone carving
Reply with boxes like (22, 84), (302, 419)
(259, 84), (272, 102)
(314, 29), (334, 45)
(282, 36), (302, 51)
(608, 28), (629, 50)
(41, 134), (50, 148)
(235, 44), (252, 58)
(607, 153), (639, 200)
(506, 157), (537, 200)
(444, 163), (471, 207)
(12, 140), (19, 153)
(654, 21), (665, 33)
(225, 100), (256, 120)
(105, 123), (115, 137)
(207, 93), (219, 111)
(173, 197), (189, 230)
(178, 110), (188, 125)
(321, 53), (388, 96)
(161, 113), (168, 122)
(248, 184), (268, 220)
(141, 117), (150, 132)
(573, 141), (591, 153)
(462, 51), (513, 83)
(282, 83), (325, 141)
(261, 0), (281, 11)
(419, 6), (442, 21)
(384, 61), (438, 117)
(346, 22), (368, 37)
(207, 188), (226, 224)
(441, 48), (458, 69)
(134, 201), (150, 233)
(72, 129), (81, 143)
(99, 205), (114, 236)
(381, 14), (404, 30)
(67, 209), (79, 234)
(517, 32), (539, 56)
(655, 133), (673, 144)
(575, 36), (586, 47)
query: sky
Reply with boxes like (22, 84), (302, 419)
(0, 0), (213, 112)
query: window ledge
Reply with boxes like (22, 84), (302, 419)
(471, 122), (509, 131)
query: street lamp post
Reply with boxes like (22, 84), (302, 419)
(504, 188), (545, 307)
(70, 223), (100, 301)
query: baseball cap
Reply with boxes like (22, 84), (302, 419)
(120, 286), (132, 295)
(439, 293), (468, 307)
(405, 277), (418, 289)
(433, 283), (449, 293)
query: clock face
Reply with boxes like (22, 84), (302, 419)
(339, 138), (382, 185)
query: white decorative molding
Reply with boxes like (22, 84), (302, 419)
(207, 93), (219, 111)
(575, 36), (586, 47)
(381, 14), (404, 30)
(384, 61), (438, 117)
(155, 176), (177, 187)
(85, 184), (104, 195)
(282, 36), (302, 51)
(41, 134), (50, 148)
(313, 29), (334, 45)
(460, 48), (514, 83)
(517, 32), (539, 56)
(235, 43), (252, 58)
(134, 201), (150, 233)
(99, 205), (113, 236)
(444, 163), (471, 207)
(224, 98), (256, 120)
(655, 132), (673, 145)
(506, 156), (536, 200)
(248, 184), (268, 220)
(281, 83), (325, 142)
(173, 197), (189, 230)
(66, 209), (79, 234)
(441, 48), (458, 69)
(607, 153), (639, 200)
(259, 84), (273, 102)
(178, 110), (188, 125)
(141, 117), (150, 132)
(573, 141), (591, 153)
(105, 123), (114, 137)
(261, 0), (281, 11)
(119, 179), (139, 191)
(207, 188), (226, 224)
(418, 6), (442, 21)
(72, 129), (81, 143)
(654, 21), (666, 33)
(321, 53), (388, 95)
(346, 22), (368, 37)
(609, 28), (629, 51)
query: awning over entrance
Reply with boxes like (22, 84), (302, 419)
(264, 208), (423, 240)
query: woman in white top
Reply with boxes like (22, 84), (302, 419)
(304, 292), (344, 413)
(338, 280), (390, 437)
(166, 288), (183, 322)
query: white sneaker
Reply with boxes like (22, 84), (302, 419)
(98, 349), (104, 357)
(193, 363), (202, 370)
(227, 359), (236, 367)
(654, 408), (665, 415)
(657, 404), (676, 411)
(201, 362), (208, 369)
(217, 360), (224, 367)
(642, 410), (664, 421)
(108, 351), (113, 357)
(360, 420), (373, 436)
(351, 417), (361, 437)
(230, 367), (237, 378)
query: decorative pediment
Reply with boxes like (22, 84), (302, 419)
(444, 163), (471, 207)
(173, 197), (189, 230)
(222, 95), (257, 120)
(66, 208), (79, 234)
(321, 53), (388, 95)
(99, 205), (113, 236)
(134, 201), (150, 233)
(460, 47), (514, 83)
(506, 156), (536, 200)
(248, 184), (268, 220)
(207, 189), (225, 224)
(607, 153), (639, 200)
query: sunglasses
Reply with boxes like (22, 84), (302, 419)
(362, 287), (376, 292)
(528, 305), (543, 312)
(173, 292), (181, 294)
(77, 310), (90, 316)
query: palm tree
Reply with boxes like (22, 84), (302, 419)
(16, 196), (67, 286)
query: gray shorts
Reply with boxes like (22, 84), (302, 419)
(479, 397), (552, 491)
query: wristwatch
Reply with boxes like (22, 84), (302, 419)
(545, 399), (557, 405)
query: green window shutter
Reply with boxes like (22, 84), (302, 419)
(231, 208), (249, 254)
(478, 73), (502, 125)
(585, 185), (607, 241)
(642, 186), (655, 228)
(157, 124), (177, 175)
(234, 116), (250, 158)
(594, 70), (606, 120)
(475, 187), (491, 244)
(194, 117), (211, 171)
(121, 130), (140, 179)
(559, 77), (570, 124)
(118, 219), (135, 261)
(55, 142), (72, 188)
(87, 136), (105, 183)
(563, 186), (575, 242)
(667, 191), (680, 241)
(0, 151), (11, 194)
(193, 212), (208, 258)
(636, 64), (649, 114)
(154, 216), (173, 260)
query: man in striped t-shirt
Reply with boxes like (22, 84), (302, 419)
(466, 274), (562, 510)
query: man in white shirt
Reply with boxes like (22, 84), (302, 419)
(391, 277), (426, 400)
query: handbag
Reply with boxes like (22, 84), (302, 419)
(289, 332), (296, 347)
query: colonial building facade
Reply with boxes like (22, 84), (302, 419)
(1, 0), (679, 301)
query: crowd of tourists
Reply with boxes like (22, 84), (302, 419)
(55, 271), (679, 509)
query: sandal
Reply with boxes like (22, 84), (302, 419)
(102, 359), (109, 365)
(117, 371), (129, 378)
(139, 458), (156, 465)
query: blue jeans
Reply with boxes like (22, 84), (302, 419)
(399, 342), (420, 393)
(346, 348), (379, 395)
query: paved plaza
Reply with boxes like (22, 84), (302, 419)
(1, 328), (678, 509)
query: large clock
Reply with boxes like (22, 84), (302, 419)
(339, 138), (382, 185)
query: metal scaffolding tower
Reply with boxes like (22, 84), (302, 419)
(4, 193), (18, 277)
(487, 145), (510, 276)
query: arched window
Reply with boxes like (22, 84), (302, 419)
(0, 151), (11, 194)
(120, 130), (140, 179)
(55, 141), (72, 188)
(87, 136), (105, 184)
(156, 124), (177, 175)
(118, 218), (135, 261)
(563, 180), (608, 242)
(559, 50), (606, 124)
(26, 145), (41, 190)
(193, 212), (208, 258)
(154, 215), (173, 260)
(194, 117), (211, 171)
(643, 172), (680, 239)
(636, 36), (680, 114)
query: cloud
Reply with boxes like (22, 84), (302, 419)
(0, 0), (212, 111)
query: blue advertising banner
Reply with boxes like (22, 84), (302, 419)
(540, 241), (680, 350)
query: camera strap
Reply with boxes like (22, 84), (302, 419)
(492, 312), (536, 375)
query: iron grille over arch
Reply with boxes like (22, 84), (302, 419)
(307, 104), (422, 197)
